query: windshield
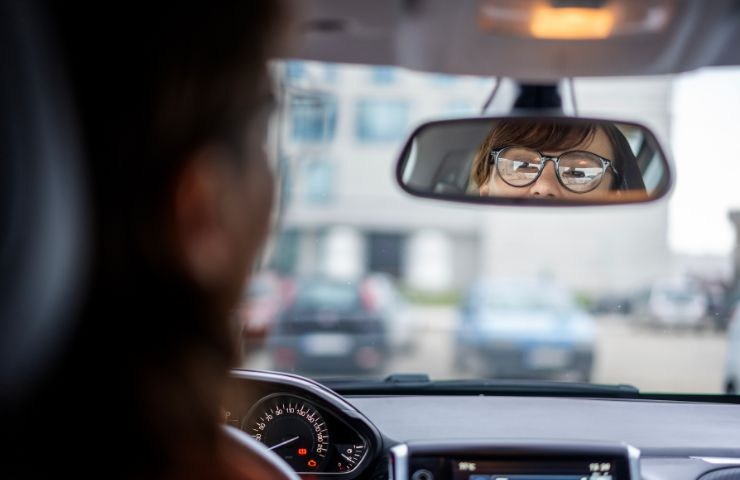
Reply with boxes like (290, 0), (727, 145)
(241, 61), (740, 394)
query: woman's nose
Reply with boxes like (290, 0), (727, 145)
(529, 161), (561, 198)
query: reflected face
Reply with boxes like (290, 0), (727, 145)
(480, 128), (618, 201)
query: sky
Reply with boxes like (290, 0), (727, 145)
(669, 67), (740, 256)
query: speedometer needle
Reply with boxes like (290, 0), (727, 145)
(268, 436), (300, 451)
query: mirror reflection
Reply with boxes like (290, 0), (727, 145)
(399, 118), (670, 204)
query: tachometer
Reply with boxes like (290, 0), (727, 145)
(243, 394), (330, 472)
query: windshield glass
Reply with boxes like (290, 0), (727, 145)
(240, 61), (740, 394)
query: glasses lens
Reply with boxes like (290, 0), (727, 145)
(496, 147), (542, 186)
(558, 152), (605, 192)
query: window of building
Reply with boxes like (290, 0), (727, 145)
(445, 99), (475, 117)
(368, 232), (404, 277)
(431, 74), (457, 86)
(371, 66), (397, 84)
(285, 61), (306, 82)
(355, 99), (410, 143)
(289, 94), (338, 142)
(303, 158), (334, 204)
(324, 64), (338, 83)
(269, 230), (299, 274)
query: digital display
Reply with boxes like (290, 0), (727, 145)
(453, 459), (618, 480)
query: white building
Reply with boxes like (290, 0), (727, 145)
(271, 60), (673, 296)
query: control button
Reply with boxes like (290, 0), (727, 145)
(412, 469), (434, 480)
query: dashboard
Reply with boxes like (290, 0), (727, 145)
(224, 370), (740, 480)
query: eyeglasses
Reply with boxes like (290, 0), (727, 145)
(489, 146), (619, 193)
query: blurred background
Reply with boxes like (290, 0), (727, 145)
(240, 61), (740, 394)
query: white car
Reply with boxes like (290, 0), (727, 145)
(640, 278), (709, 330)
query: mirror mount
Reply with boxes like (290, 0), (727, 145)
(513, 82), (563, 112)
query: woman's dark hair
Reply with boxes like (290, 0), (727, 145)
(8, 2), (288, 479)
(470, 119), (646, 192)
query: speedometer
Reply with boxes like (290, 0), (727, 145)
(243, 394), (330, 472)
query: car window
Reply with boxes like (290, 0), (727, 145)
(240, 61), (740, 394)
(474, 282), (575, 312)
(293, 282), (361, 312)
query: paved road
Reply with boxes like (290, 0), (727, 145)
(243, 306), (729, 394)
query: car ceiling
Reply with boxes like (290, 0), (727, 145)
(291, 0), (740, 80)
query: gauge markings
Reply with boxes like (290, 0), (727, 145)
(335, 443), (366, 472)
(243, 395), (331, 471)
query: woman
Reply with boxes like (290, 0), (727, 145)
(470, 119), (647, 201)
(7, 2), (293, 479)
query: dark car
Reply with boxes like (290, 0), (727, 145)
(589, 294), (633, 316)
(268, 277), (389, 375)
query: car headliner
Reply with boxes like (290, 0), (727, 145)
(291, 0), (740, 79)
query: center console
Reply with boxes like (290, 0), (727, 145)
(389, 441), (640, 480)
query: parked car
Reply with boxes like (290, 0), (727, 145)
(455, 278), (595, 382)
(634, 278), (710, 330)
(268, 276), (390, 375)
(725, 303), (740, 394)
(711, 283), (738, 332)
(699, 281), (727, 331)
(588, 294), (633, 316)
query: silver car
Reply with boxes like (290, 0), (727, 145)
(636, 278), (709, 330)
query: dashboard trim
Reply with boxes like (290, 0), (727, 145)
(628, 444), (642, 480)
(690, 457), (740, 465)
(231, 369), (370, 415)
(390, 443), (409, 480)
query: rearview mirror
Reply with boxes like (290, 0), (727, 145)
(396, 117), (672, 206)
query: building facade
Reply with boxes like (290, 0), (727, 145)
(270, 61), (673, 295)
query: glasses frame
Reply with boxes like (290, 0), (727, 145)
(489, 146), (620, 194)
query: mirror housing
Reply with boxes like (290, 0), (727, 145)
(396, 116), (673, 207)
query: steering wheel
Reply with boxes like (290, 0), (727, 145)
(221, 425), (301, 480)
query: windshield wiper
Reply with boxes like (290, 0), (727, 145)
(319, 373), (640, 398)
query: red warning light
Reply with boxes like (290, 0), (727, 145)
(307, 459), (317, 468)
(298, 448), (308, 456)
